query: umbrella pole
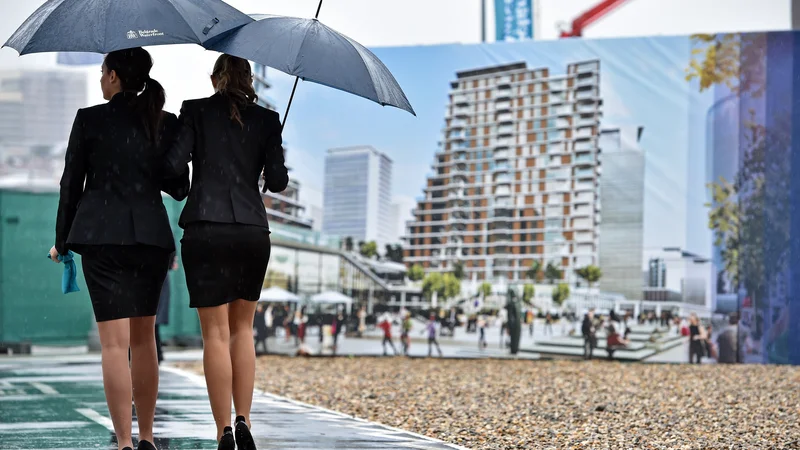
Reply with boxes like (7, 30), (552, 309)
(280, 0), (324, 130)
(281, 77), (300, 130)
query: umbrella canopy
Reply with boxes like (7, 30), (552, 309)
(310, 291), (353, 305)
(3, 0), (253, 55)
(206, 15), (415, 116)
(259, 287), (300, 303)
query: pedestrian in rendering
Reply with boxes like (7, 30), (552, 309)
(426, 314), (444, 357)
(401, 311), (413, 355)
(379, 315), (398, 356)
(582, 308), (597, 360)
(477, 315), (488, 349)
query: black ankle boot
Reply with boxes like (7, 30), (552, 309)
(217, 426), (234, 450)
(235, 415), (256, 450)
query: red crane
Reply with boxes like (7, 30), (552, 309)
(559, 0), (633, 38)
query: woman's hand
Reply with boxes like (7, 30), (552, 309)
(49, 246), (61, 263)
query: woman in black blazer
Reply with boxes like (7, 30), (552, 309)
(48, 48), (189, 450)
(163, 54), (287, 450)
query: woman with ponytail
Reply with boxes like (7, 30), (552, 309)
(163, 54), (287, 450)
(49, 47), (189, 450)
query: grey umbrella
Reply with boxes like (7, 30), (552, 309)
(205, 4), (416, 127)
(3, 0), (253, 55)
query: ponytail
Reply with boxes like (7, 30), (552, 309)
(135, 76), (166, 143)
(104, 48), (165, 144)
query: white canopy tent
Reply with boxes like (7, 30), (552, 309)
(310, 291), (354, 314)
(259, 287), (300, 303)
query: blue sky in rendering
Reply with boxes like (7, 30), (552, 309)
(267, 36), (714, 261)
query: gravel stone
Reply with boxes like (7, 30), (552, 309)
(177, 358), (800, 450)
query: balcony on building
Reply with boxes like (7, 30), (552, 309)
(576, 102), (597, 114)
(496, 75), (513, 87)
(453, 106), (472, 117)
(575, 88), (599, 101)
(554, 104), (573, 116)
(496, 112), (514, 123)
(575, 114), (598, 127)
(574, 140), (596, 152)
(494, 87), (512, 100)
(545, 180), (570, 192)
(574, 167), (595, 179)
(575, 61), (600, 74)
(453, 94), (470, 105)
(550, 92), (567, 104)
(495, 100), (512, 111)
(574, 126), (594, 140)
(448, 119), (467, 130)
(493, 173), (512, 184)
(492, 161), (511, 173)
(497, 125), (514, 136)
(576, 73), (599, 87)
(548, 78), (567, 91)
(548, 142), (566, 154)
(493, 148), (510, 159)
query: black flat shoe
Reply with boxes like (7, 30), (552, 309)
(137, 440), (157, 450)
(217, 427), (235, 450)
(234, 415), (256, 450)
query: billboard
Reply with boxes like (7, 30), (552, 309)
(494, 0), (533, 42)
(273, 31), (800, 365)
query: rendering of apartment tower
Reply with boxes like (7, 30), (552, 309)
(253, 63), (312, 229)
(597, 126), (645, 300)
(404, 60), (603, 282)
(0, 70), (87, 178)
(0, 70), (87, 145)
(323, 146), (393, 247)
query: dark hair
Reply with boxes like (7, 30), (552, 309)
(104, 47), (165, 143)
(212, 54), (258, 128)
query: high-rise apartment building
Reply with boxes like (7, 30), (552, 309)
(253, 63), (311, 229)
(323, 146), (393, 246)
(597, 126), (645, 300)
(404, 60), (603, 282)
(0, 70), (87, 146)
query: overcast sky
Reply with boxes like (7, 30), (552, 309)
(0, 0), (791, 212)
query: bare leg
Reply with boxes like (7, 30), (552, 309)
(197, 305), (232, 441)
(97, 319), (133, 450)
(129, 315), (159, 443)
(229, 299), (258, 428)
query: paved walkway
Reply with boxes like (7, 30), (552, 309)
(0, 358), (465, 449)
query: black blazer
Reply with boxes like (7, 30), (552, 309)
(163, 93), (288, 229)
(55, 92), (190, 255)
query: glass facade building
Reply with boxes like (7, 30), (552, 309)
(323, 146), (393, 246)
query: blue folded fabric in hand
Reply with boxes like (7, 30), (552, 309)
(46, 251), (80, 294)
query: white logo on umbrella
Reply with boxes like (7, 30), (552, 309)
(126, 30), (138, 40)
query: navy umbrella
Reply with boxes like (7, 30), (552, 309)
(3, 0), (253, 55)
(206, 2), (415, 128)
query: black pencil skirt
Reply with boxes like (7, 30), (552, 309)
(181, 222), (271, 309)
(79, 245), (171, 322)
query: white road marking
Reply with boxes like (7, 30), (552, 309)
(75, 408), (114, 431)
(30, 382), (59, 395)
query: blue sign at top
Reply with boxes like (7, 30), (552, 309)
(494, 0), (533, 42)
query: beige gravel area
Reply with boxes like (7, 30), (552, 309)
(177, 357), (800, 449)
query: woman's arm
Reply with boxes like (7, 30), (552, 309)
(162, 101), (195, 179)
(263, 113), (289, 193)
(55, 110), (87, 255)
(159, 112), (190, 201)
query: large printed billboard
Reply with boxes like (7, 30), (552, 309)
(274, 31), (800, 365)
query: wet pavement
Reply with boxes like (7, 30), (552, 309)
(0, 359), (465, 449)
